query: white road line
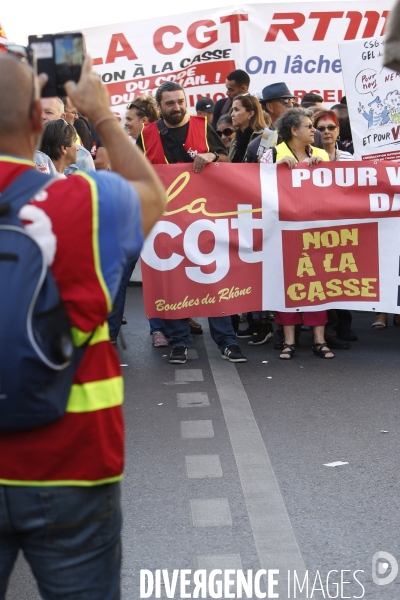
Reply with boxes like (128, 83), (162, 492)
(203, 331), (306, 595)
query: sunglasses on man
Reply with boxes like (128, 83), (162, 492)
(216, 128), (235, 138)
(0, 43), (33, 65)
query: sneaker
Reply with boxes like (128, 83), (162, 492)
(110, 337), (117, 346)
(248, 322), (274, 346)
(152, 331), (168, 347)
(169, 346), (188, 364)
(236, 326), (254, 338)
(221, 344), (247, 362)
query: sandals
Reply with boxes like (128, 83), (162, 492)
(279, 343), (295, 360)
(312, 342), (335, 359)
(372, 313), (387, 329)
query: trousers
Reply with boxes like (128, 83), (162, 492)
(0, 483), (122, 600)
(164, 316), (237, 349)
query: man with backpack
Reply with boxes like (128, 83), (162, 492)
(0, 51), (165, 599)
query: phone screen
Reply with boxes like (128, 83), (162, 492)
(54, 35), (84, 86)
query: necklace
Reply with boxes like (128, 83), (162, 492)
(285, 142), (310, 162)
(329, 149), (338, 161)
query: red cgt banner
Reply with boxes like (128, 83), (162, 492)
(141, 162), (400, 317)
(141, 163), (263, 319)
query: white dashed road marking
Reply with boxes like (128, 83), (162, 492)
(175, 369), (204, 382)
(203, 330), (306, 592)
(185, 455), (223, 478)
(181, 420), (214, 439)
(190, 498), (232, 527)
(177, 392), (210, 408)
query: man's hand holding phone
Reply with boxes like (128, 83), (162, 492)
(64, 56), (114, 126)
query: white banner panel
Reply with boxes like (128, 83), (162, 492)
(83, 2), (392, 120)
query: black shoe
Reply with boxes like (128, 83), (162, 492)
(248, 322), (274, 345)
(169, 346), (188, 364)
(221, 344), (247, 362)
(337, 329), (358, 341)
(236, 326), (254, 338)
(325, 335), (350, 349)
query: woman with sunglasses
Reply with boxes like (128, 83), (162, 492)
(313, 110), (361, 344)
(260, 108), (334, 360)
(229, 94), (267, 162)
(314, 110), (354, 162)
(215, 114), (236, 150)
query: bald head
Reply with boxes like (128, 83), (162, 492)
(0, 54), (33, 135)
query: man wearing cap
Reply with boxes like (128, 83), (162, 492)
(260, 82), (296, 129)
(246, 82), (295, 163)
(196, 97), (215, 124)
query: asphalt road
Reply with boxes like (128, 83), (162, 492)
(6, 285), (400, 599)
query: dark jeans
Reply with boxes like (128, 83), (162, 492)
(164, 316), (236, 350)
(0, 483), (122, 600)
(149, 318), (166, 334)
(108, 260), (137, 338)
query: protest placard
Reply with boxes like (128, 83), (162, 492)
(340, 35), (400, 161)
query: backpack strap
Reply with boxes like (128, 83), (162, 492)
(0, 168), (55, 217)
(272, 147), (277, 163)
(155, 119), (194, 163)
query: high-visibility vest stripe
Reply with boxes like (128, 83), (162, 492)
(0, 474), (123, 487)
(71, 321), (110, 347)
(67, 376), (123, 413)
(0, 155), (35, 167)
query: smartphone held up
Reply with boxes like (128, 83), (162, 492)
(28, 32), (85, 97)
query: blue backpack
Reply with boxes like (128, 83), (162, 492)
(0, 168), (85, 432)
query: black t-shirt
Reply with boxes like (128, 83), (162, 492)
(136, 119), (228, 164)
(89, 123), (104, 160)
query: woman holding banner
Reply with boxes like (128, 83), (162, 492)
(260, 108), (334, 359)
(312, 109), (358, 346)
(229, 94), (275, 344)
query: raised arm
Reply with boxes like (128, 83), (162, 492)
(65, 57), (166, 237)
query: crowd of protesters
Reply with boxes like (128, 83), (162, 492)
(33, 68), (397, 364)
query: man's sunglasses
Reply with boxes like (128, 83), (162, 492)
(0, 43), (34, 66)
(216, 128), (234, 137)
(316, 124), (337, 132)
